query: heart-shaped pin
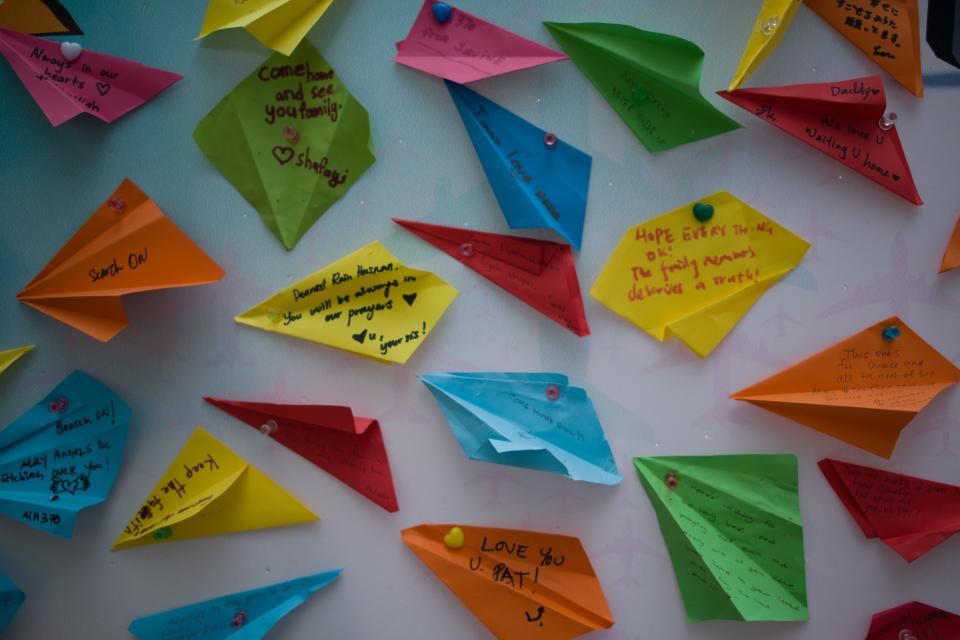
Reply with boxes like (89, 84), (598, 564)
(431, 1), (452, 23)
(60, 42), (82, 62)
(352, 329), (368, 344)
(402, 293), (417, 306)
(272, 145), (295, 165)
(96, 82), (111, 96)
(443, 526), (464, 549)
(692, 202), (714, 223)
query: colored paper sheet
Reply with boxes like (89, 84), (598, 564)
(394, 219), (589, 336)
(0, 570), (25, 634)
(806, 0), (922, 96)
(941, 212), (960, 273)
(0, 345), (33, 376)
(591, 191), (809, 357)
(444, 81), (591, 250)
(719, 76), (923, 205)
(928, 0), (960, 69)
(197, 0), (333, 56)
(864, 601), (960, 640)
(543, 22), (741, 152)
(402, 524), (614, 639)
(112, 427), (316, 550)
(0, 371), (130, 537)
(819, 459), (960, 562)
(204, 397), (398, 512)
(732, 316), (960, 457)
(129, 570), (341, 640)
(634, 455), (808, 622)
(0, 28), (180, 126)
(235, 241), (457, 364)
(394, 0), (567, 83)
(0, 0), (82, 36)
(17, 179), (224, 341)
(728, 0), (802, 90)
(194, 40), (375, 251)
(419, 373), (621, 485)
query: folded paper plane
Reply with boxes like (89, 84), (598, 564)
(129, 569), (341, 640)
(0, 28), (180, 126)
(544, 22), (741, 152)
(863, 601), (960, 640)
(205, 397), (398, 512)
(635, 454), (808, 621)
(819, 458), (960, 562)
(402, 524), (614, 639)
(112, 427), (316, 550)
(591, 191), (809, 357)
(420, 373), (620, 485)
(0, 370), (130, 537)
(729, 0), (802, 90)
(394, 0), (567, 83)
(394, 219), (589, 336)
(0, 570), (24, 634)
(0, 0), (82, 35)
(17, 179), (225, 341)
(197, 0), (333, 55)
(718, 76), (922, 205)
(0, 346), (33, 376)
(941, 213), (960, 273)
(928, 0), (960, 69)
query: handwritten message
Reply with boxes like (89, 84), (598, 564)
(832, 461), (960, 526)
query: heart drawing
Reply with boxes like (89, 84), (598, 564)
(272, 146), (295, 165)
(402, 293), (417, 306)
(96, 82), (111, 96)
(351, 329), (367, 344)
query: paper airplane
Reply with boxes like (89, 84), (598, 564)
(194, 40), (375, 251)
(0, 0), (82, 36)
(941, 212), (960, 273)
(129, 570), (341, 640)
(0, 28), (180, 126)
(729, 0), (802, 90)
(394, 0), (566, 83)
(197, 0), (333, 55)
(0, 345), (33, 376)
(17, 179), (224, 341)
(402, 523), (614, 639)
(591, 191), (809, 357)
(394, 219), (589, 336)
(204, 397), (398, 512)
(544, 21), (740, 152)
(732, 316), (960, 457)
(235, 240), (457, 364)
(634, 454), (808, 621)
(928, 0), (960, 69)
(112, 427), (317, 550)
(719, 76), (923, 205)
(420, 372), (621, 485)
(0, 371), (130, 537)
(863, 601), (960, 639)
(819, 458), (960, 562)
(0, 570), (24, 634)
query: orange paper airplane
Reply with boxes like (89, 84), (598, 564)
(402, 524), (614, 639)
(17, 179), (225, 341)
(941, 213), (960, 274)
(0, 0), (82, 36)
(732, 316), (960, 457)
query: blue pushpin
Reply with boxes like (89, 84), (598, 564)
(432, 2), (452, 23)
(881, 325), (901, 340)
(692, 202), (714, 222)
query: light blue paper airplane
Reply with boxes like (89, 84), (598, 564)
(129, 570), (342, 639)
(445, 81), (592, 250)
(0, 570), (25, 633)
(0, 370), (130, 537)
(420, 372), (621, 485)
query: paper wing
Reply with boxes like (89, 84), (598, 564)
(0, 570), (24, 634)
(0, 0), (82, 35)
(0, 346), (33, 376)
(728, 0), (802, 90)
(928, 0), (960, 69)
(197, 0), (333, 56)
(941, 213), (960, 273)
(864, 601), (960, 639)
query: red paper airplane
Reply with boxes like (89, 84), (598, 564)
(393, 219), (589, 337)
(819, 458), (960, 562)
(864, 601), (960, 640)
(205, 398), (399, 513)
(718, 76), (922, 205)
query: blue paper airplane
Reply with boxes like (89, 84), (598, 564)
(445, 81), (592, 250)
(420, 372), (621, 485)
(0, 570), (24, 633)
(129, 570), (342, 639)
(0, 370), (130, 537)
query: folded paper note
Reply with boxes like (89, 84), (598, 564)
(719, 76), (923, 205)
(634, 454), (808, 621)
(236, 241), (457, 364)
(0, 28), (180, 126)
(928, 0), (960, 69)
(0, 0), (82, 35)
(112, 427), (316, 550)
(941, 213), (960, 273)
(864, 601), (960, 640)
(819, 458), (960, 562)
(732, 316), (960, 457)
(205, 397), (398, 512)
(129, 569), (341, 640)
(394, 219), (589, 336)
(0, 371), (130, 537)
(0, 570), (24, 634)
(420, 373), (620, 485)
(729, 0), (802, 90)
(394, 0), (566, 83)
(194, 40), (374, 251)
(402, 524), (614, 639)
(544, 22), (741, 152)
(17, 179), (225, 341)
(591, 191), (809, 357)
(197, 0), (333, 55)
(806, 0), (922, 96)
(0, 345), (32, 376)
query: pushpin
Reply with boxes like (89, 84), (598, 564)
(898, 629), (918, 640)
(665, 472), (679, 489)
(60, 42), (82, 62)
(760, 16), (780, 36)
(543, 132), (558, 148)
(107, 198), (127, 213)
(48, 397), (68, 413)
(283, 126), (300, 143)
(692, 202), (714, 222)
(432, 2), (452, 23)
(881, 325), (901, 340)
(152, 526), (173, 540)
(231, 612), (248, 629)
(545, 384), (560, 401)
(49, 495), (59, 502)
(459, 242), (475, 258)
(879, 112), (898, 131)
(631, 86), (648, 104)
(260, 419), (278, 436)
(443, 526), (465, 549)
(266, 308), (284, 324)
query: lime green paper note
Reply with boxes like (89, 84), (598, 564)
(543, 22), (740, 152)
(193, 40), (375, 250)
(634, 455), (808, 622)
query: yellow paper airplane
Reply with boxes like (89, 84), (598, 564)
(729, 0), (802, 90)
(112, 427), (316, 550)
(197, 0), (333, 56)
(0, 345), (33, 376)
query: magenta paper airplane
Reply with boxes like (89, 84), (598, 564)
(394, 0), (567, 83)
(0, 28), (181, 126)
(205, 397), (398, 513)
